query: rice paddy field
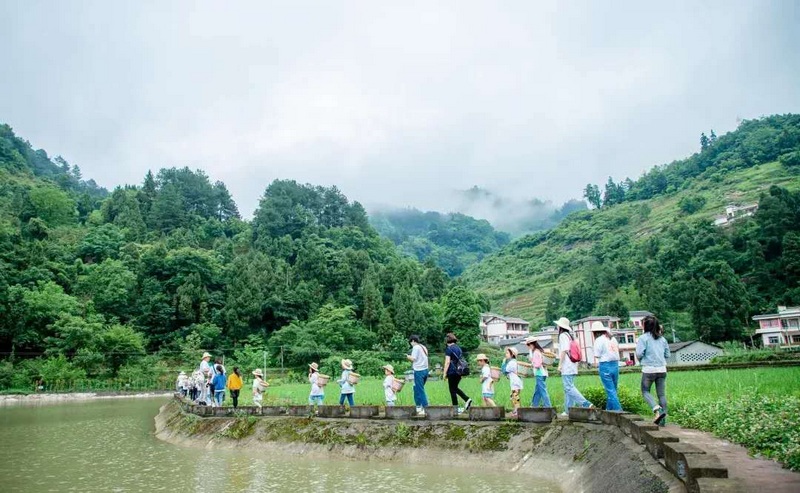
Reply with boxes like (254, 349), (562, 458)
(228, 367), (800, 470)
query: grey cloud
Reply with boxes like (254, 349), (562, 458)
(1, 1), (798, 220)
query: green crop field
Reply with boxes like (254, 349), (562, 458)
(224, 366), (800, 470)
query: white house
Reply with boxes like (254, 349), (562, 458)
(480, 313), (531, 344)
(752, 306), (800, 347)
(714, 203), (758, 227)
(667, 341), (723, 365)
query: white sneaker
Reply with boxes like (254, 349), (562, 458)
(457, 407), (465, 414)
(464, 398), (473, 411)
(417, 409), (426, 417)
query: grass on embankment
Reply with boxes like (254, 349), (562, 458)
(226, 367), (800, 470)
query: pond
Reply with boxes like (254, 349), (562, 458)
(0, 397), (560, 492)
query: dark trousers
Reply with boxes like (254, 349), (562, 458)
(230, 389), (240, 408)
(447, 375), (470, 406)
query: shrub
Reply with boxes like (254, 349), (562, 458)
(582, 384), (642, 412)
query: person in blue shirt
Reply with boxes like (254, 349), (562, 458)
(211, 365), (227, 407)
(635, 316), (670, 425)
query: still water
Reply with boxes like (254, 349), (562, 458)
(0, 398), (559, 492)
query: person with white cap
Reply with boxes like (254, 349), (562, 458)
(592, 321), (622, 411)
(176, 371), (188, 396)
(524, 337), (552, 407)
(555, 317), (592, 416)
(382, 364), (396, 406)
(338, 359), (356, 407)
(504, 347), (523, 417)
(308, 362), (324, 408)
(251, 369), (269, 408)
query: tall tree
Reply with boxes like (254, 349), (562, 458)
(583, 183), (602, 209)
(441, 286), (481, 350)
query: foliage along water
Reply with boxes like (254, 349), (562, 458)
(0, 397), (559, 492)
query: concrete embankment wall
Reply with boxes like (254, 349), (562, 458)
(156, 399), (683, 493)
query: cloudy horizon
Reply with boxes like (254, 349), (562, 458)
(2, 1), (799, 220)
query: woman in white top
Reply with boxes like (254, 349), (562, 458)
(308, 362), (324, 408)
(592, 322), (622, 411)
(406, 335), (429, 416)
(504, 347), (523, 417)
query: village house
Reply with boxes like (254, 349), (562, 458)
(667, 341), (723, 365)
(752, 306), (800, 347)
(480, 313), (531, 344)
(713, 203), (758, 227)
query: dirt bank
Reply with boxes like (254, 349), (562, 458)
(0, 391), (172, 406)
(156, 401), (682, 492)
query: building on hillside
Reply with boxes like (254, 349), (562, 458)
(480, 313), (531, 344)
(713, 203), (758, 227)
(667, 341), (723, 365)
(752, 306), (800, 347)
(629, 310), (654, 328)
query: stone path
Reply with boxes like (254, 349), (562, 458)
(663, 424), (800, 493)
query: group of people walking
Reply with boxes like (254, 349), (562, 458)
(177, 314), (670, 424)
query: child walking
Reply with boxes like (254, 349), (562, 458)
(476, 354), (496, 407)
(212, 364), (227, 407)
(338, 359), (356, 407)
(525, 337), (552, 407)
(308, 362), (325, 408)
(251, 369), (269, 408)
(382, 364), (396, 406)
(505, 347), (523, 417)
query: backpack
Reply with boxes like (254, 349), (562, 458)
(449, 345), (470, 376)
(567, 333), (582, 363)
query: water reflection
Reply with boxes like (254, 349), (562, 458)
(0, 398), (559, 492)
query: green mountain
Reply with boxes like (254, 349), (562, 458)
(369, 209), (511, 276)
(461, 114), (800, 343)
(0, 123), (486, 390)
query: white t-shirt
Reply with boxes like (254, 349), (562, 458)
(309, 372), (324, 396)
(383, 375), (395, 402)
(594, 334), (621, 363)
(481, 365), (494, 394)
(410, 344), (429, 371)
(506, 359), (523, 391)
(558, 332), (579, 375)
(252, 379), (266, 402)
(199, 360), (212, 377)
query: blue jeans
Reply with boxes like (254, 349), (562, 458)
(562, 374), (591, 413)
(599, 362), (622, 411)
(309, 394), (324, 406)
(413, 369), (429, 407)
(339, 393), (354, 406)
(214, 390), (225, 406)
(531, 375), (552, 407)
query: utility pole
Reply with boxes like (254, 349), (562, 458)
(263, 351), (267, 373)
(280, 346), (284, 372)
(671, 324), (677, 343)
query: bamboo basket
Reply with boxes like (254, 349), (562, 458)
(347, 372), (361, 385)
(316, 374), (330, 387)
(518, 361), (534, 377)
(490, 366), (502, 381)
(391, 378), (405, 392)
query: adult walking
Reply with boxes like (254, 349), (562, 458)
(524, 337), (552, 407)
(636, 315), (670, 425)
(406, 334), (429, 417)
(442, 333), (473, 414)
(227, 367), (243, 409)
(199, 352), (213, 404)
(555, 317), (592, 416)
(592, 322), (622, 411)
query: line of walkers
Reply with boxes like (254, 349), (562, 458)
(176, 314), (669, 424)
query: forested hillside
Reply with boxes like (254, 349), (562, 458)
(462, 115), (800, 343)
(0, 124), (485, 390)
(369, 209), (510, 276)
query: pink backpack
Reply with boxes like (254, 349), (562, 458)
(567, 334), (582, 363)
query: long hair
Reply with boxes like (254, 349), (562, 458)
(531, 340), (544, 352)
(233, 367), (242, 377)
(643, 315), (661, 340)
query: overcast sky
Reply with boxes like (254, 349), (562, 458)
(2, 1), (799, 218)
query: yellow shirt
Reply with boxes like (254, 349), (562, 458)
(226, 373), (243, 390)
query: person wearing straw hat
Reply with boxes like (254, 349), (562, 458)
(382, 364), (396, 406)
(198, 352), (213, 404)
(338, 359), (356, 407)
(308, 362), (324, 408)
(592, 321), (622, 411)
(251, 369), (269, 408)
(524, 336), (552, 407)
(555, 317), (592, 416)
(476, 354), (495, 407)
